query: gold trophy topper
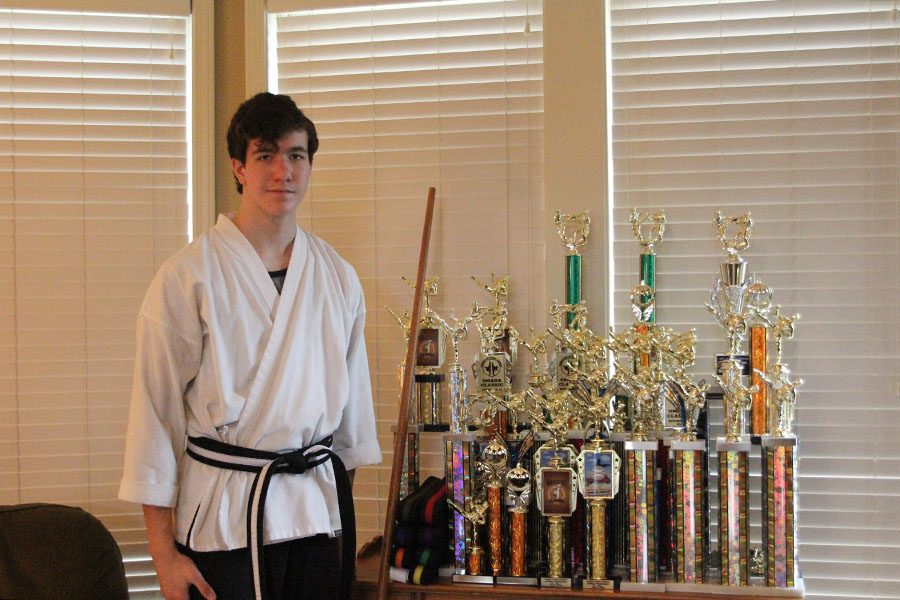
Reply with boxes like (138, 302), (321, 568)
(554, 210), (591, 255)
(714, 210), (753, 258)
(630, 208), (666, 255)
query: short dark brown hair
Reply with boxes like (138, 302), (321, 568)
(226, 92), (319, 194)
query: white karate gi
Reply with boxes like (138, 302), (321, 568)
(119, 215), (382, 552)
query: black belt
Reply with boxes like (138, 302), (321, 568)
(186, 435), (355, 600)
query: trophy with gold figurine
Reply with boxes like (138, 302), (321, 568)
(757, 307), (802, 588)
(475, 436), (509, 578)
(403, 276), (447, 427)
(470, 274), (518, 437)
(536, 451), (578, 588)
(663, 342), (710, 585)
(499, 431), (537, 585)
(554, 209), (590, 327)
(499, 381), (579, 587)
(575, 387), (622, 590)
(553, 211), (591, 393)
(630, 208), (666, 323)
(429, 308), (476, 575)
(447, 495), (492, 583)
(386, 305), (420, 498)
(707, 211), (758, 586)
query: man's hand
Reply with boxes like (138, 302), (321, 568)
(143, 504), (216, 600)
(151, 542), (216, 600)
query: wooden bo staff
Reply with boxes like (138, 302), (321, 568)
(375, 187), (436, 600)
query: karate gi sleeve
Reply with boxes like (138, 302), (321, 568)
(119, 289), (203, 507)
(332, 303), (382, 472)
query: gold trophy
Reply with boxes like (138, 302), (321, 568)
(386, 306), (420, 498)
(554, 209), (590, 328)
(476, 437), (509, 577)
(630, 208), (666, 324)
(471, 274), (518, 437)
(536, 453), (578, 588)
(447, 496), (492, 583)
(576, 434), (621, 590)
(708, 210), (757, 586)
(497, 432), (537, 586)
(405, 277), (447, 426)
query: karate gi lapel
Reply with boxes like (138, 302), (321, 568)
(243, 224), (308, 413)
(214, 216), (310, 441)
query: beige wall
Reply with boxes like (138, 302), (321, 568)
(214, 0), (249, 216)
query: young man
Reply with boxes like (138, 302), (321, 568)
(119, 93), (382, 600)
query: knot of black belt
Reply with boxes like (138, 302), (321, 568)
(186, 435), (356, 600)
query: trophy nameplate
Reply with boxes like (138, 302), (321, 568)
(416, 326), (445, 367)
(475, 351), (510, 391)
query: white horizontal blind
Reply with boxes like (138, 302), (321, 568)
(270, 0), (544, 547)
(0, 6), (189, 598)
(610, 1), (899, 598)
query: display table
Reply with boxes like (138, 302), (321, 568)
(352, 553), (802, 600)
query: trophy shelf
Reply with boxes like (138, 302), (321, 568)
(353, 553), (803, 600)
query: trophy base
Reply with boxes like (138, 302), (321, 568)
(422, 423), (450, 432)
(716, 437), (752, 452)
(620, 581), (667, 593)
(540, 576), (572, 589)
(761, 434), (797, 448)
(665, 578), (805, 597)
(452, 574), (495, 585)
(583, 578), (616, 591)
(496, 575), (539, 587)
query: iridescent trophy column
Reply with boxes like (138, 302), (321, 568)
(666, 348), (709, 586)
(624, 434), (659, 586)
(758, 309), (802, 588)
(431, 309), (476, 577)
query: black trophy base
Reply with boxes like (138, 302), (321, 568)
(496, 575), (539, 587)
(583, 578), (616, 591)
(452, 574), (495, 585)
(540, 576), (572, 589)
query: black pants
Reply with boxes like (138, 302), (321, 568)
(178, 534), (341, 600)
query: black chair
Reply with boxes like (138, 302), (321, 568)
(0, 503), (129, 600)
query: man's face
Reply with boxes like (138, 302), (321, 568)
(231, 129), (311, 220)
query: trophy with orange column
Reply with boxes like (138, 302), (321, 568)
(447, 496), (491, 583)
